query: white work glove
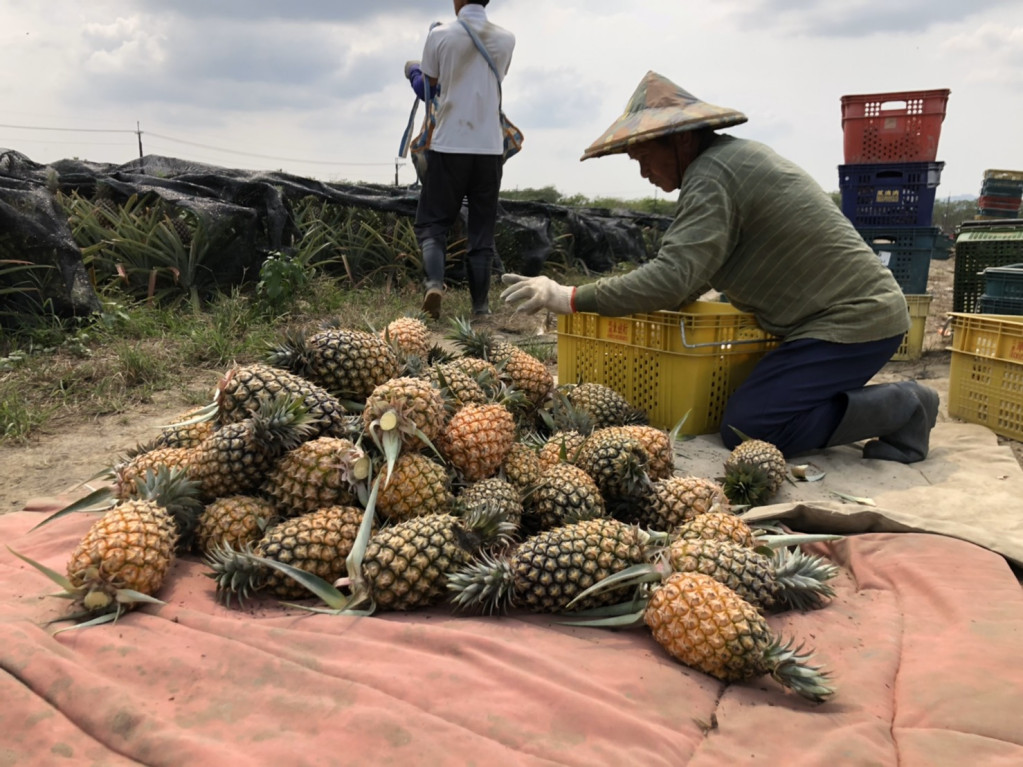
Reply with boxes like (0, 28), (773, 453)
(500, 274), (575, 315)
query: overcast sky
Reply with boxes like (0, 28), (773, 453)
(2, 0), (1021, 201)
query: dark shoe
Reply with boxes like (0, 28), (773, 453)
(466, 251), (493, 317)
(422, 287), (443, 320)
(827, 381), (939, 464)
(862, 382), (938, 463)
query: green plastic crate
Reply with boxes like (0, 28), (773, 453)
(953, 229), (1023, 313)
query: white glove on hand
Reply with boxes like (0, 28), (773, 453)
(500, 274), (575, 315)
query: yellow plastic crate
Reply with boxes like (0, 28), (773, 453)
(948, 312), (1023, 441)
(556, 302), (779, 435)
(891, 294), (932, 361)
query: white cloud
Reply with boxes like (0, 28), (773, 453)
(1, 1), (1023, 197)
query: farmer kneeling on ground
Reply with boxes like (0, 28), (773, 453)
(501, 71), (938, 463)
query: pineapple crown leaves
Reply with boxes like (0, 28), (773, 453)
(769, 547), (841, 611)
(763, 635), (835, 703)
(249, 391), (322, 451)
(446, 316), (493, 359)
(721, 460), (773, 507)
(204, 541), (270, 608)
(667, 411), (693, 446)
(446, 550), (517, 615)
(28, 465), (201, 536)
(542, 390), (596, 436)
(7, 545), (165, 632)
(264, 327), (312, 372)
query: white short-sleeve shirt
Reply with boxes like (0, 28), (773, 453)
(420, 6), (515, 155)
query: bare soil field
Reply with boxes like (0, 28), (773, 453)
(1, 255), (1019, 514)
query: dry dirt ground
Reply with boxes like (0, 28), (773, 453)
(2, 256), (1020, 515)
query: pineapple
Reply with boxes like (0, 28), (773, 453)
(376, 452), (454, 522)
(448, 318), (553, 407)
(212, 362), (351, 439)
(425, 360), (488, 408)
(500, 441), (544, 492)
(343, 502), (515, 612)
(665, 538), (838, 613)
(189, 394), (317, 500)
(574, 427), (650, 502)
(643, 572), (834, 702)
(600, 425), (675, 481)
(361, 376), (447, 481)
(267, 326), (400, 401)
(614, 475), (730, 530)
(382, 315), (432, 361)
(525, 462), (606, 532)
(564, 382), (643, 428)
(723, 432), (787, 507)
(445, 355), (501, 397)
(196, 494), (279, 555)
(673, 510), (757, 548)
(148, 408), (216, 450)
(458, 477), (523, 534)
(262, 436), (368, 517)
(538, 430), (587, 468)
(207, 505), (367, 604)
(437, 401), (517, 482)
(11, 467), (202, 625)
(447, 518), (660, 614)
(112, 446), (195, 499)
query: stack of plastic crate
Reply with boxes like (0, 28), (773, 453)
(837, 88), (951, 358)
(975, 170), (1023, 221)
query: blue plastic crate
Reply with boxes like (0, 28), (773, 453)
(953, 229), (1023, 312)
(839, 161), (943, 227)
(856, 226), (947, 293)
(977, 294), (1023, 315)
(982, 263), (1023, 299)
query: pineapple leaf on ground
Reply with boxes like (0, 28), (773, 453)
(29, 487), (115, 531)
(564, 562), (661, 609)
(6, 545), (76, 591)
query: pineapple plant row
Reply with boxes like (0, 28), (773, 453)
(11, 312), (845, 704)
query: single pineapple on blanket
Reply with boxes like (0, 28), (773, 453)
(10, 467), (203, 626)
(644, 572), (835, 702)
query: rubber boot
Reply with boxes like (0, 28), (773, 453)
(826, 381), (939, 464)
(420, 238), (446, 320)
(466, 250), (493, 316)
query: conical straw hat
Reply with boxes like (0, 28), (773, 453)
(581, 71), (747, 161)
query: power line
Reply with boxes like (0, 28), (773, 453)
(0, 120), (394, 168)
(144, 131), (392, 167)
(0, 122), (135, 134)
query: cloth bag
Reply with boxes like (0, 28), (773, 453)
(398, 20), (522, 183)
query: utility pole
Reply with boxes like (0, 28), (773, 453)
(394, 159), (400, 186)
(136, 121), (144, 160)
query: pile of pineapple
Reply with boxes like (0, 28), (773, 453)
(15, 315), (840, 702)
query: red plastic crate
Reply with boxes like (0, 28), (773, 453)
(841, 89), (950, 163)
(978, 195), (1022, 211)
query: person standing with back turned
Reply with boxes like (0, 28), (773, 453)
(404, 0), (515, 319)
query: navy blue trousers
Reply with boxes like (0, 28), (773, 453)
(719, 334), (904, 456)
(414, 150), (502, 259)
